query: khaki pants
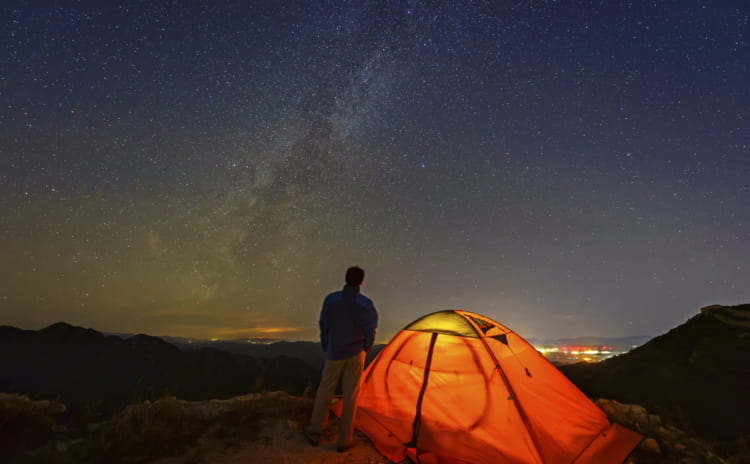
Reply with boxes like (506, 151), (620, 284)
(308, 350), (365, 447)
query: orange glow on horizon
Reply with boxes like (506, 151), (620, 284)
(212, 326), (308, 338)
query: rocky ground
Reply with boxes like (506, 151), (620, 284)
(152, 393), (392, 464)
(2, 390), (741, 464)
(596, 399), (729, 464)
(1, 391), (394, 464)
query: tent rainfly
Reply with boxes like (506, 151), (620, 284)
(334, 310), (643, 464)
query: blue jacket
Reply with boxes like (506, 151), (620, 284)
(319, 284), (378, 360)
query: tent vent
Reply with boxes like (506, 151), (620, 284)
(491, 334), (509, 345)
(470, 316), (494, 333)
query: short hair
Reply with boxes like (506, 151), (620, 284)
(345, 266), (365, 286)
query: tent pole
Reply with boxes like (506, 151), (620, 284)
(407, 332), (438, 454)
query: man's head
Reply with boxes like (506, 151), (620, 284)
(345, 266), (365, 286)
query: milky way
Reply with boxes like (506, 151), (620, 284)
(1, 1), (748, 340)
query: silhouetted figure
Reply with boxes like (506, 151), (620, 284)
(305, 266), (378, 452)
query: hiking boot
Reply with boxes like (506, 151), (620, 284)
(304, 430), (320, 447)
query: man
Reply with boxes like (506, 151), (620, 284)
(305, 266), (378, 452)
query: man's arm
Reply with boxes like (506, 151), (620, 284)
(363, 305), (378, 351)
(319, 300), (329, 352)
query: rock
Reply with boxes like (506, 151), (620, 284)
(594, 398), (616, 417)
(640, 438), (661, 454)
(624, 404), (649, 427)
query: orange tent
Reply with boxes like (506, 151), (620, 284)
(335, 310), (642, 464)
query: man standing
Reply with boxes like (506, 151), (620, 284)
(305, 266), (378, 452)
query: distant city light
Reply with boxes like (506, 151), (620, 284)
(534, 344), (626, 365)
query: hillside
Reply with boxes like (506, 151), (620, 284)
(562, 304), (750, 458)
(0, 322), (319, 416)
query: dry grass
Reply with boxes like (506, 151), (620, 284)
(0, 394), (64, 462)
(57, 393), (312, 463)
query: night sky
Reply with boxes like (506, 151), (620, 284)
(1, 1), (748, 342)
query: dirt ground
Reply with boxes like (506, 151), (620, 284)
(154, 393), (399, 464)
(210, 419), (393, 464)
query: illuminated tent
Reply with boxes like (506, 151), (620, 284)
(335, 310), (642, 464)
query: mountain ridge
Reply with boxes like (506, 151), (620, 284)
(0, 322), (319, 417)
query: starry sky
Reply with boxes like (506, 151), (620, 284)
(1, 1), (748, 342)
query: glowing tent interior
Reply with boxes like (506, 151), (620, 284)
(334, 310), (642, 464)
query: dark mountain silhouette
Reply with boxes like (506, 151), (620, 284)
(561, 304), (750, 455)
(0, 322), (319, 416)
